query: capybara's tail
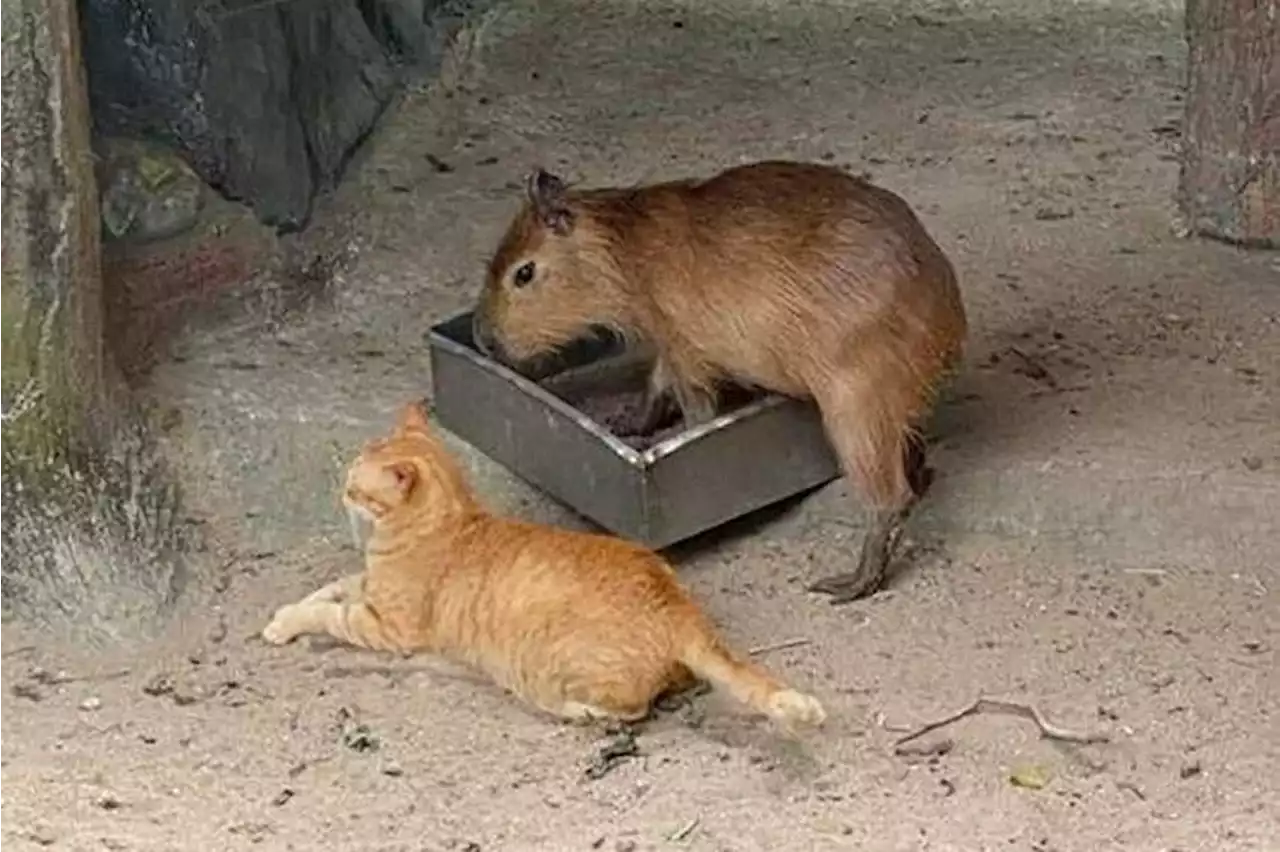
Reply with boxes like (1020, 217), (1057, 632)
(678, 627), (826, 730)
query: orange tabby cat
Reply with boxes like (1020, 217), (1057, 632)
(262, 401), (826, 731)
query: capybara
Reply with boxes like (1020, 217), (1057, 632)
(471, 160), (967, 603)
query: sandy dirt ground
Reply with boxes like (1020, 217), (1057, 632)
(3, 0), (1278, 849)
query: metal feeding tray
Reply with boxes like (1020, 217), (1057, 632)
(426, 311), (841, 550)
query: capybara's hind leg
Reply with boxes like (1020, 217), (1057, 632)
(806, 363), (922, 604)
(809, 507), (908, 603)
(821, 429), (937, 603)
(811, 433), (929, 603)
(808, 507), (905, 602)
(904, 431), (934, 502)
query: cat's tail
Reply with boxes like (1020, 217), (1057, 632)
(677, 628), (827, 731)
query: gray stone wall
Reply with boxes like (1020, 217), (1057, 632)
(80, 0), (485, 230)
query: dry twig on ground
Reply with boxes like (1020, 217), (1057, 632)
(747, 637), (812, 656)
(892, 698), (1110, 754)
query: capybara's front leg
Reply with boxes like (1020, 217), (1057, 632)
(673, 381), (719, 428)
(638, 358), (680, 435)
(640, 357), (718, 433)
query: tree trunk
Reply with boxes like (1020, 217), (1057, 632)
(1, 0), (189, 641)
(2, 0), (111, 449)
(1177, 0), (1279, 248)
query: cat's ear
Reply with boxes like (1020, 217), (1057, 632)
(526, 167), (574, 236)
(386, 460), (418, 498)
(396, 400), (431, 435)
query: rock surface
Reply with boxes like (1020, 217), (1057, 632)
(80, 0), (485, 230)
(98, 137), (206, 242)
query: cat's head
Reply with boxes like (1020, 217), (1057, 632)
(342, 401), (476, 524)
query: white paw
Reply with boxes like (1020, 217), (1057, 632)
(769, 690), (828, 729)
(262, 606), (300, 645)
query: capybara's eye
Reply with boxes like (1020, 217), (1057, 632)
(512, 261), (536, 288)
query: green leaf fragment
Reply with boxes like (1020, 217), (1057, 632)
(1009, 764), (1051, 789)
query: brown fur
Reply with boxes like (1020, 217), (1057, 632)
(262, 402), (826, 731)
(473, 161), (967, 600)
(474, 160), (966, 514)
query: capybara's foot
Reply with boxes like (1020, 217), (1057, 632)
(808, 510), (906, 605)
(637, 387), (679, 436)
(674, 385), (718, 429)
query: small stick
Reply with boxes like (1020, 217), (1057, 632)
(748, 637), (811, 657)
(287, 752), (336, 778)
(1008, 346), (1055, 384)
(892, 698), (1110, 753)
(323, 664), (421, 680)
(1, 645), (36, 659)
(30, 667), (133, 686)
(80, 668), (134, 684)
(668, 816), (700, 843)
(895, 737), (955, 758)
(1115, 780), (1147, 801)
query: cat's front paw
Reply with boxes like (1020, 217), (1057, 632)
(262, 605), (302, 645)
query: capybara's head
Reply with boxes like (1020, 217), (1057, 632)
(473, 169), (615, 367)
(342, 401), (475, 524)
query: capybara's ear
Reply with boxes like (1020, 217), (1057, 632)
(395, 400), (431, 435)
(526, 167), (574, 236)
(385, 459), (419, 499)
